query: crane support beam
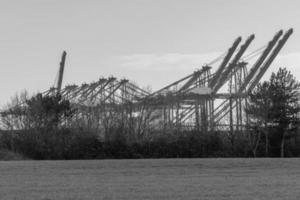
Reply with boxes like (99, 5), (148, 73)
(178, 67), (210, 93)
(103, 80), (129, 102)
(147, 73), (194, 97)
(89, 78), (115, 101)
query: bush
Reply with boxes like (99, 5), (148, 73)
(0, 149), (27, 160)
(0, 128), (254, 159)
(2, 128), (101, 160)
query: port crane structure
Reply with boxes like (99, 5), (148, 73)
(2, 29), (294, 132)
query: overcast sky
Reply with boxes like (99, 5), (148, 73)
(0, 0), (300, 105)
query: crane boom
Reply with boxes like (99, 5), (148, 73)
(238, 30), (283, 92)
(57, 51), (67, 95)
(248, 28), (293, 92)
(209, 37), (242, 88)
(213, 29), (292, 123)
(213, 30), (283, 121)
(213, 34), (255, 93)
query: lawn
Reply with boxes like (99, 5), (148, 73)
(0, 158), (300, 200)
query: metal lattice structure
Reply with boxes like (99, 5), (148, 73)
(133, 29), (293, 132)
(2, 29), (293, 133)
(45, 77), (149, 107)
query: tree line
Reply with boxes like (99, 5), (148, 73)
(1, 67), (300, 159)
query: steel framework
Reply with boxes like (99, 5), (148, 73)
(2, 29), (293, 133)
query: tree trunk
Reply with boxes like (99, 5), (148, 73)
(265, 131), (269, 157)
(280, 131), (286, 158)
(252, 149), (256, 158)
(253, 131), (261, 157)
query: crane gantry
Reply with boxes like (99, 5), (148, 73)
(2, 29), (294, 133)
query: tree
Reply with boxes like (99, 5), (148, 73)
(0, 91), (29, 130)
(1, 92), (74, 131)
(269, 68), (300, 157)
(246, 82), (272, 156)
(25, 93), (74, 130)
(246, 68), (300, 157)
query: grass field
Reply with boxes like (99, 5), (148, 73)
(1, 158), (300, 200)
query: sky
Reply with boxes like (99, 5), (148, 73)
(0, 0), (300, 106)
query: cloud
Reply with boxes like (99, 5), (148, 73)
(114, 52), (223, 71)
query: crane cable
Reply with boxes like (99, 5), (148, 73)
(206, 52), (227, 66)
(242, 45), (267, 61)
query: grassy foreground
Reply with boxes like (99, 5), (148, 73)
(1, 158), (300, 200)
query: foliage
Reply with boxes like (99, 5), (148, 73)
(1, 68), (300, 159)
(246, 68), (300, 157)
(25, 94), (75, 130)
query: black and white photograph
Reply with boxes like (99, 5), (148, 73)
(0, 0), (300, 199)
